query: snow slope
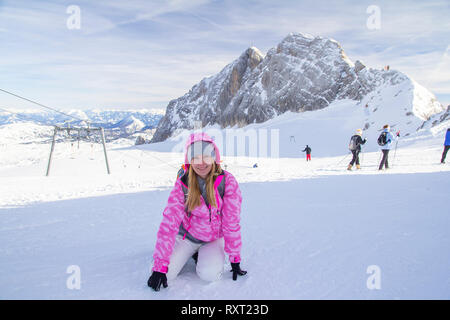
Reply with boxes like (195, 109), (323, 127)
(146, 98), (448, 159)
(0, 105), (449, 299)
(0, 162), (448, 299)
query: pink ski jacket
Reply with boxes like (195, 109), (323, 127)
(152, 132), (243, 273)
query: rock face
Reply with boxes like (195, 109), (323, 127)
(418, 105), (450, 131)
(135, 135), (146, 145)
(151, 47), (264, 142)
(151, 32), (444, 142)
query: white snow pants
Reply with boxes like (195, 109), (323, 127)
(165, 235), (225, 282)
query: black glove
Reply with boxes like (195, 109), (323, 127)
(147, 271), (168, 291)
(230, 263), (247, 281)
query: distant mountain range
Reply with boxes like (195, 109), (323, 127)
(0, 109), (165, 143)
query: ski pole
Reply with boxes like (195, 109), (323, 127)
(337, 152), (351, 166)
(377, 151), (382, 169)
(392, 139), (399, 168)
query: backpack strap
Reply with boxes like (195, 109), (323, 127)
(179, 172), (190, 217)
(214, 171), (226, 216)
(215, 171), (226, 200)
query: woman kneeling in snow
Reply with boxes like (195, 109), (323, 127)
(147, 132), (247, 291)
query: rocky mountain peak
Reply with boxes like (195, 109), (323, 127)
(150, 33), (444, 143)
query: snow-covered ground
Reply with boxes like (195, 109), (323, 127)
(0, 101), (449, 299)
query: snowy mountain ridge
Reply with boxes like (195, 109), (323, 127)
(151, 32), (446, 143)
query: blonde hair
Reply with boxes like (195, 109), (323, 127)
(186, 162), (223, 213)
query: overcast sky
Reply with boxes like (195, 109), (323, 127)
(0, 0), (449, 111)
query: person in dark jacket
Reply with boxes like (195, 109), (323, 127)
(441, 128), (450, 164)
(347, 129), (366, 170)
(302, 145), (312, 161)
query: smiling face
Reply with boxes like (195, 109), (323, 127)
(191, 155), (213, 179)
(187, 140), (216, 179)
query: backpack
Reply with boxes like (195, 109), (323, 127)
(348, 135), (359, 151)
(177, 164), (186, 179)
(377, 132), (388, 146)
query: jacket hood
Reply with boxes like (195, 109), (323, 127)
(184, 132), (221, 165)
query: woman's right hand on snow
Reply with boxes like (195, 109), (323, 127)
(147, 271), (168, 291)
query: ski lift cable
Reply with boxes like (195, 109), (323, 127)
(112, 147), (180, 170)
(0, 88), (93, 125)
(0, 106), (55, 128)
(0, 90), (181, 170)
(110, 148), (149, 167)
(131, 145), (181, 169)
(113, 148), (163, 167)
(109, 143), (180, 169)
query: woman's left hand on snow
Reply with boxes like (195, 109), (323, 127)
(230, 263), (247, 281)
